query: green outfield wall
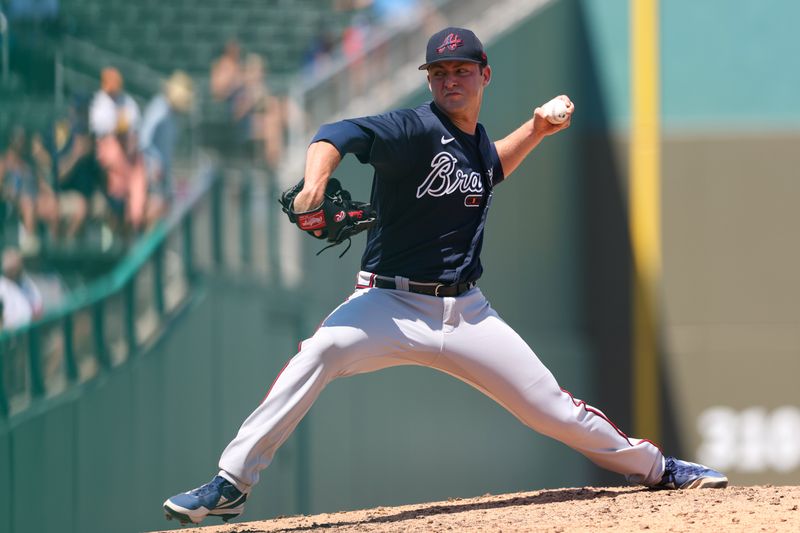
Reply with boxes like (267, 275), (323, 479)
(582, 0), (800, 486)
(582, 0), (800, 130)
(300, 0), (800, 496)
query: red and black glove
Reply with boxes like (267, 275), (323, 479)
(279, 178), (377, 254)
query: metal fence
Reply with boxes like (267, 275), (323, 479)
(0, 150), (309, 533)
(0, 173), (200, 419)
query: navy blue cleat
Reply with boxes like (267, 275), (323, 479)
(652, 457), (728, 489)
(163, 475), (247, 525)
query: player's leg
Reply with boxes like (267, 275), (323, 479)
(432, 289), (663, 485)
(164, 286), (440, 523)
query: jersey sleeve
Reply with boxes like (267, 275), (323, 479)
(311, 120), (373, 163)
(311, 110), (416, 179)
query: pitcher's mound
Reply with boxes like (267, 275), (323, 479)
(152, 485), (800, 532)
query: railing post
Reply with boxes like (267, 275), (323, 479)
(153, 244), (166, 317)
(293, 306), (309, 515)
(0, 340), (8, 418)
(0, 202), (6, 252)
(267, 171), (281, 285)
(63, 315), (78, 383)
(182, 213), (196, 283)
(211, 171), (224, 268)
(287, 85), (306, 161)
(28, 329), (45, 399)
(0, 12), (8, 84)
(124, 280), (136, 357)
(0, 161), (222, 422)
(92, 301), (110, 370)
(239, 170), (252, 268)
(54, 49), (63, 109)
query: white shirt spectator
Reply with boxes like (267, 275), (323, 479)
(0, 276), (33, 329)
(17, 272), (43, 317)
(89, 91), (141, 137)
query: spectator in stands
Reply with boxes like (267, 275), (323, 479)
(333, 0), (373, 10)
(341, 12), (371, 94)
(211, 39), (243, 104)
(263, 101), (286, 177)
(6, 0), (60, 31)
(49, 94), (102, 240)
(372, 0), (421, 28)
(30, 129), (62, 226)
(233, 54), (275, 163)
(0, 126), (59, 254)
(90, 67), (148, 233)
(302, 26), (337, 79)
(140, 70), (195, 226)
(210, 39), (244, 155)
(2, 246), (42, 318)
(0, 270), (32, 329)
(7, 0), (59, 22)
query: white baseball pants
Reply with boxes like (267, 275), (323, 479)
(218, 271), (664, 491)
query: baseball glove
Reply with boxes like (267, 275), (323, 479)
(279, 178), (377, 256)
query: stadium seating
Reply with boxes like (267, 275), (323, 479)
(57, 0), (360, 86)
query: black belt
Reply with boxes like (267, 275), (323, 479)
(373, 277), (476, 297)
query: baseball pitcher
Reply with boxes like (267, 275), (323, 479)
(164, 27), (727, 525)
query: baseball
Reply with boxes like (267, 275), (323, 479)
(542, 98), (569, 125)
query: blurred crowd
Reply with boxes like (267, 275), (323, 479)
(206, 0), (444, 172)
(0, 64), (194, 330)
(210, 39), (285, 174)
(303, 0), (444, 76)
(0, 0), (447, 332)
(0, 67), (195, 255)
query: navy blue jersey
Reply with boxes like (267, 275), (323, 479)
(312, 102), (505, 284)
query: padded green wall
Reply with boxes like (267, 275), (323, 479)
(581, 0), (800, 130)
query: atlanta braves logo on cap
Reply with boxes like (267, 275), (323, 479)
(419, 27), (487, 70)
(436, 33), (463, 54)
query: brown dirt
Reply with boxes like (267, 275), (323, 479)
(153, 485), (800, 532)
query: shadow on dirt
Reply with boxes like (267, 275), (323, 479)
(264, 487), (648, 532)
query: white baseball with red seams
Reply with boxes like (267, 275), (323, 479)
(542, 98), (569, 124)
(217, 271), (664, 491)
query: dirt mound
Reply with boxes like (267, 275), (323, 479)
(153, 485), (800, 532)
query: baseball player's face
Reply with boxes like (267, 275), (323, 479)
(427, 61), (491, 120)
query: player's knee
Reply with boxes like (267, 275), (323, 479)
(296, 331), (351, 374)
(516, 383), (582, 433)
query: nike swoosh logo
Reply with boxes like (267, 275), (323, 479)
(441, 136), (455, 145)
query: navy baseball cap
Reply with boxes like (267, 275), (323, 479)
(418, 27), (488, 70)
